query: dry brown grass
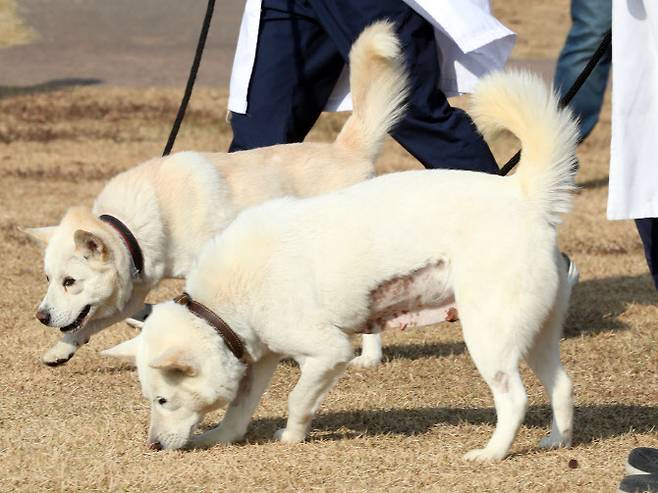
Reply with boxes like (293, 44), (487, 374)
(0, 0), (36, 48)
(493, 0), (571, 59)
(1, 2), (657, 492)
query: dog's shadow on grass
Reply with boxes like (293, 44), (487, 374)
(578, 176), (608, 190)
(239, 404), (658, 447)
(565, 274), (657, 337)
(382, 341), (466, 361)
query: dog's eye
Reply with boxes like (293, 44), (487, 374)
(157, 397), (167, 406)
(46, 275), (50, 283)
(62, 277), (75, 288)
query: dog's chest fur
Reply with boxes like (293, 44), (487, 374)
(360, 261), (456, 333)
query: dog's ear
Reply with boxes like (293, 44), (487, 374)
(100, 335), (141, 364)
(19, 226), (57, 247)
(74, 229), (110, 261)
(149, 348), (199, 377)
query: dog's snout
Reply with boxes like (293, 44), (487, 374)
(35, 309), (51, 326)
(148, 441), (162, 451)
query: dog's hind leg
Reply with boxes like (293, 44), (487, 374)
(190, 352), (281, 448)
(275, 333), (353, 443)
(459, 306), (529, 462)
(525, 275), (573, 450)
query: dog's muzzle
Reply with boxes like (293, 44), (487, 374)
(60, 305), (91, 332)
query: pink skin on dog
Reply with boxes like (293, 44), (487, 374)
(363, 261), (457, 333)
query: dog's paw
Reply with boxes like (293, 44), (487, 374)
(273, 427), (306, 444)
(42, 342), (77, 366)
(539, 432), (572, 450)
(349, 354), (381, 369)
(463, 447), (506, 462)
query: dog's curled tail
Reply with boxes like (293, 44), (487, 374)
(470, 70), (579, 225)
(334, 21), (409, 162)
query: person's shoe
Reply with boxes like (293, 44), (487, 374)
(125, 303), (153, 329)
(562, 253), (580, 288)
(618, 473), (658, 493)
(627, 448), (658, 475)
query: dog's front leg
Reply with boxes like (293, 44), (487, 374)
(189, 353), (281, 448)
(41, 329), (95, 366)
(41, 288), (149, 366)
(275, 343), (352, 443)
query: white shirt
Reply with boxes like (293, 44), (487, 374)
(608, 0), (658, 220)
(228, 0), (516, 114)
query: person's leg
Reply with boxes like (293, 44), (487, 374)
(554, 0), (612, 141)
(308, 0), (499, 173)
(228, 0), (345, 152)
(635, 218), (658, 291)
(390, 13), (499, 173)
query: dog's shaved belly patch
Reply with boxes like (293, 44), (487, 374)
(362, 261), (456, 333)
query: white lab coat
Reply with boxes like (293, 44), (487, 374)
(228, 0), (516, 114)
(608, 0), (658, 220)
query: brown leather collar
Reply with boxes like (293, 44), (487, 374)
(173, 292), (246, 362)
(99, 214), (144, 278)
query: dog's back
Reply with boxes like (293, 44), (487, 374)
(204, 20), (410, 205)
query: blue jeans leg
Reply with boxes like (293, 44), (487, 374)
(554, 0), (612, 140)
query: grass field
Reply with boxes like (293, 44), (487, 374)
(1, 1), (657, 492)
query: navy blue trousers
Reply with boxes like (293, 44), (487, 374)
(228, 0), (499, 173)
(636, 218), (658, 291)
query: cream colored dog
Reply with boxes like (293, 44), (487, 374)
(23, 22), (408, 366)
(105, 70), (579, 461)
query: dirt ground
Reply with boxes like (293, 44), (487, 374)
(1, 1), (657, 492)
(0, 0), (34, 48)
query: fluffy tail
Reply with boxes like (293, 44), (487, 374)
(334, 21), (409, 162)
(470, 70), (579, 225)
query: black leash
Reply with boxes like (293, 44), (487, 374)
(162, 0), (216, 157)
(499, 28), (612, 176)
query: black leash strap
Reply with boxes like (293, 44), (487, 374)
(162, 0), (216, 157)
(499, 29), (612, 176)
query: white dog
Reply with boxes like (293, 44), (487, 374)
(22, 22), (408, 366)
(105, 70), (579, 461)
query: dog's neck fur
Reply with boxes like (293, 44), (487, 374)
(93, 179), (166, 289)
(189, 288), (265, 365)
(92, 153), (234, 289)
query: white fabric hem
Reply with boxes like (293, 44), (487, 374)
(227, 97), (248, 115)
(607, 203), (658, 221)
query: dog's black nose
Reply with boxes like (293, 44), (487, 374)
(35, 309), (50, 326)
(148, 441), (162, 451)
